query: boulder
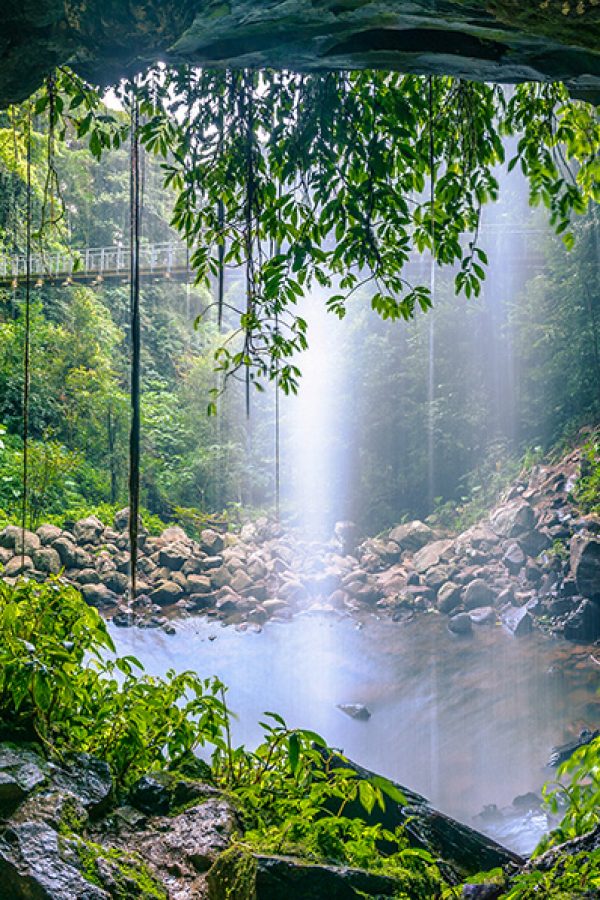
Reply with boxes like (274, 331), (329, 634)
(32, 547), (62, 575)
(53, 538), (91, 570)
(0, 526), (32, 551)
(0, 822), (109, 899)
(503, 543), (525, 575)
(80, 584), (119, 609)
(200, 529), (225, 555)
(150, 580), (184, 606)
(229, 570), (254, 594)
(337, 704), (371, 721)
(333, 521), (360, 555)
(412, 539), (454, 574)
(52, 754), (113, 816)
(501, 606), (533, 637)
(208, 850), (402, 900)
(0, 744), (47, 811)
(489, 500), (535, 538)
(468, 606), (496, 625)
(389, 520), (435, 552)
(186, 574), (212, 594)
(3, 556), (34, 577)
(463, 579), (495, 610)
(158, 541), (190, 570)
(74, 568), (100, 586)
(73, 516), (104, 545)
(563, 598), (600, 642)
(437, 581), (462, 614)
(103, 572), (128, 595)
(36, 524), (63, 546)
(570, 534), (600, 600)
(448, 613), (473, 635)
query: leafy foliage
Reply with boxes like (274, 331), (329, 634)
(574, 433), (600, 515)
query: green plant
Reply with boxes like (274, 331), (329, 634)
(574, 435), (600, 514)
(537, 735), (600, 852)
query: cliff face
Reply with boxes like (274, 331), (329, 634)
(1, 0), (599, 107)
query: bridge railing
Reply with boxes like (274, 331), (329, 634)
(0, 241), (189, 281)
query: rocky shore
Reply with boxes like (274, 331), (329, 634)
(1, 447), (599, 643)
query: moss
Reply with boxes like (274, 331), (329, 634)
(75, 838), (167, 899)
(207, 847), (258, 900)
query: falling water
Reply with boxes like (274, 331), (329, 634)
(426, 255), (436, 511)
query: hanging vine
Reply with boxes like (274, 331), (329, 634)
(128, 92), (142, 600)
(20, 104), (32, 555)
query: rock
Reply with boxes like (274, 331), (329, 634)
(75, 568), (100, 586)
(563, 598), (600, 642)
(412, 539), (454, 573)
(337, 704), (371, 721)
(32, 547), (62, 575)
(463, 579), (495, 610)
(129, 772), (213, 816)
(36, 524), (63, 545)
(149, 580), (184, 606)
(186, 574), (212, 594)
(0, 821), (110, 899)
(158, 541), (190, 570)
(448, 613), (473, 635)
(570, 534), (600, 600)
(0, 526), (39, 556)
(73, 516), (104, 545)
(501, 606), (533, 636)
(389, 520), (435, 552)
(52, 754), (113, 816)
(200, 529), (225, 555)
(468, 606), (496, 625)
(208, 849), (402, 900)
(103, 572), (128, 595)
(3, 556), (34, 577)
(0, 744), (47, 811)
(229, 570), (254, 594)
(490, 500), (535, 538)
(437, 581), (462, 614)
(53, 538), (91, 570)
(333, 521), (360, 555)
(462, 885), (504, 899)
(503, 542), (525, 575)
(80, 584), (119, 609)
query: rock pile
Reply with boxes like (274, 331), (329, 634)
(1, 447), (599, 642)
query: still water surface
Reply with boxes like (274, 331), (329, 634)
(109, 611), (599, 855)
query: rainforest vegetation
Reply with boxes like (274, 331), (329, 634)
(0, 66), (598, 900)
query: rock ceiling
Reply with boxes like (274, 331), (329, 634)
(1, 1), (599, 108)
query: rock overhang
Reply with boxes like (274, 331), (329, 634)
(1, 0), (599, 108)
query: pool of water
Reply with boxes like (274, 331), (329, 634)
(109, 610), (599, 855)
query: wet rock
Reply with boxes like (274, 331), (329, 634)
(208, 850), (402, 900)
(437, 581), (462, 613)
(503, 543), (525, 575)
(337, 704), (371, 721)
(524, 561), (542, 584)
(52, 754), (113, 816)
(129, 772), (214, 816)
(80, 584), (119, 609)
(501, 606), (533, 637)
(0, 821), (109, 899)
(112, 611), (136, 627)
(73, 516), (104, 545)
(463, 579), (495, 610)
(186, 574), (212, 594)
(490, 500), (535, 539)
(447, 612), (473, 635)
(0, 744), (47, 811)
(563, 598), (600, 642)
(388, 520), (435, 552)
(32, 547), (62, 575)
(412, 539), (454, 574)
(570, 533), (600, 600)
(149, 580), (184, 606)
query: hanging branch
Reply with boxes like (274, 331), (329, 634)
(21, 104), (32, 555)
(128, 93), (142, 600)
